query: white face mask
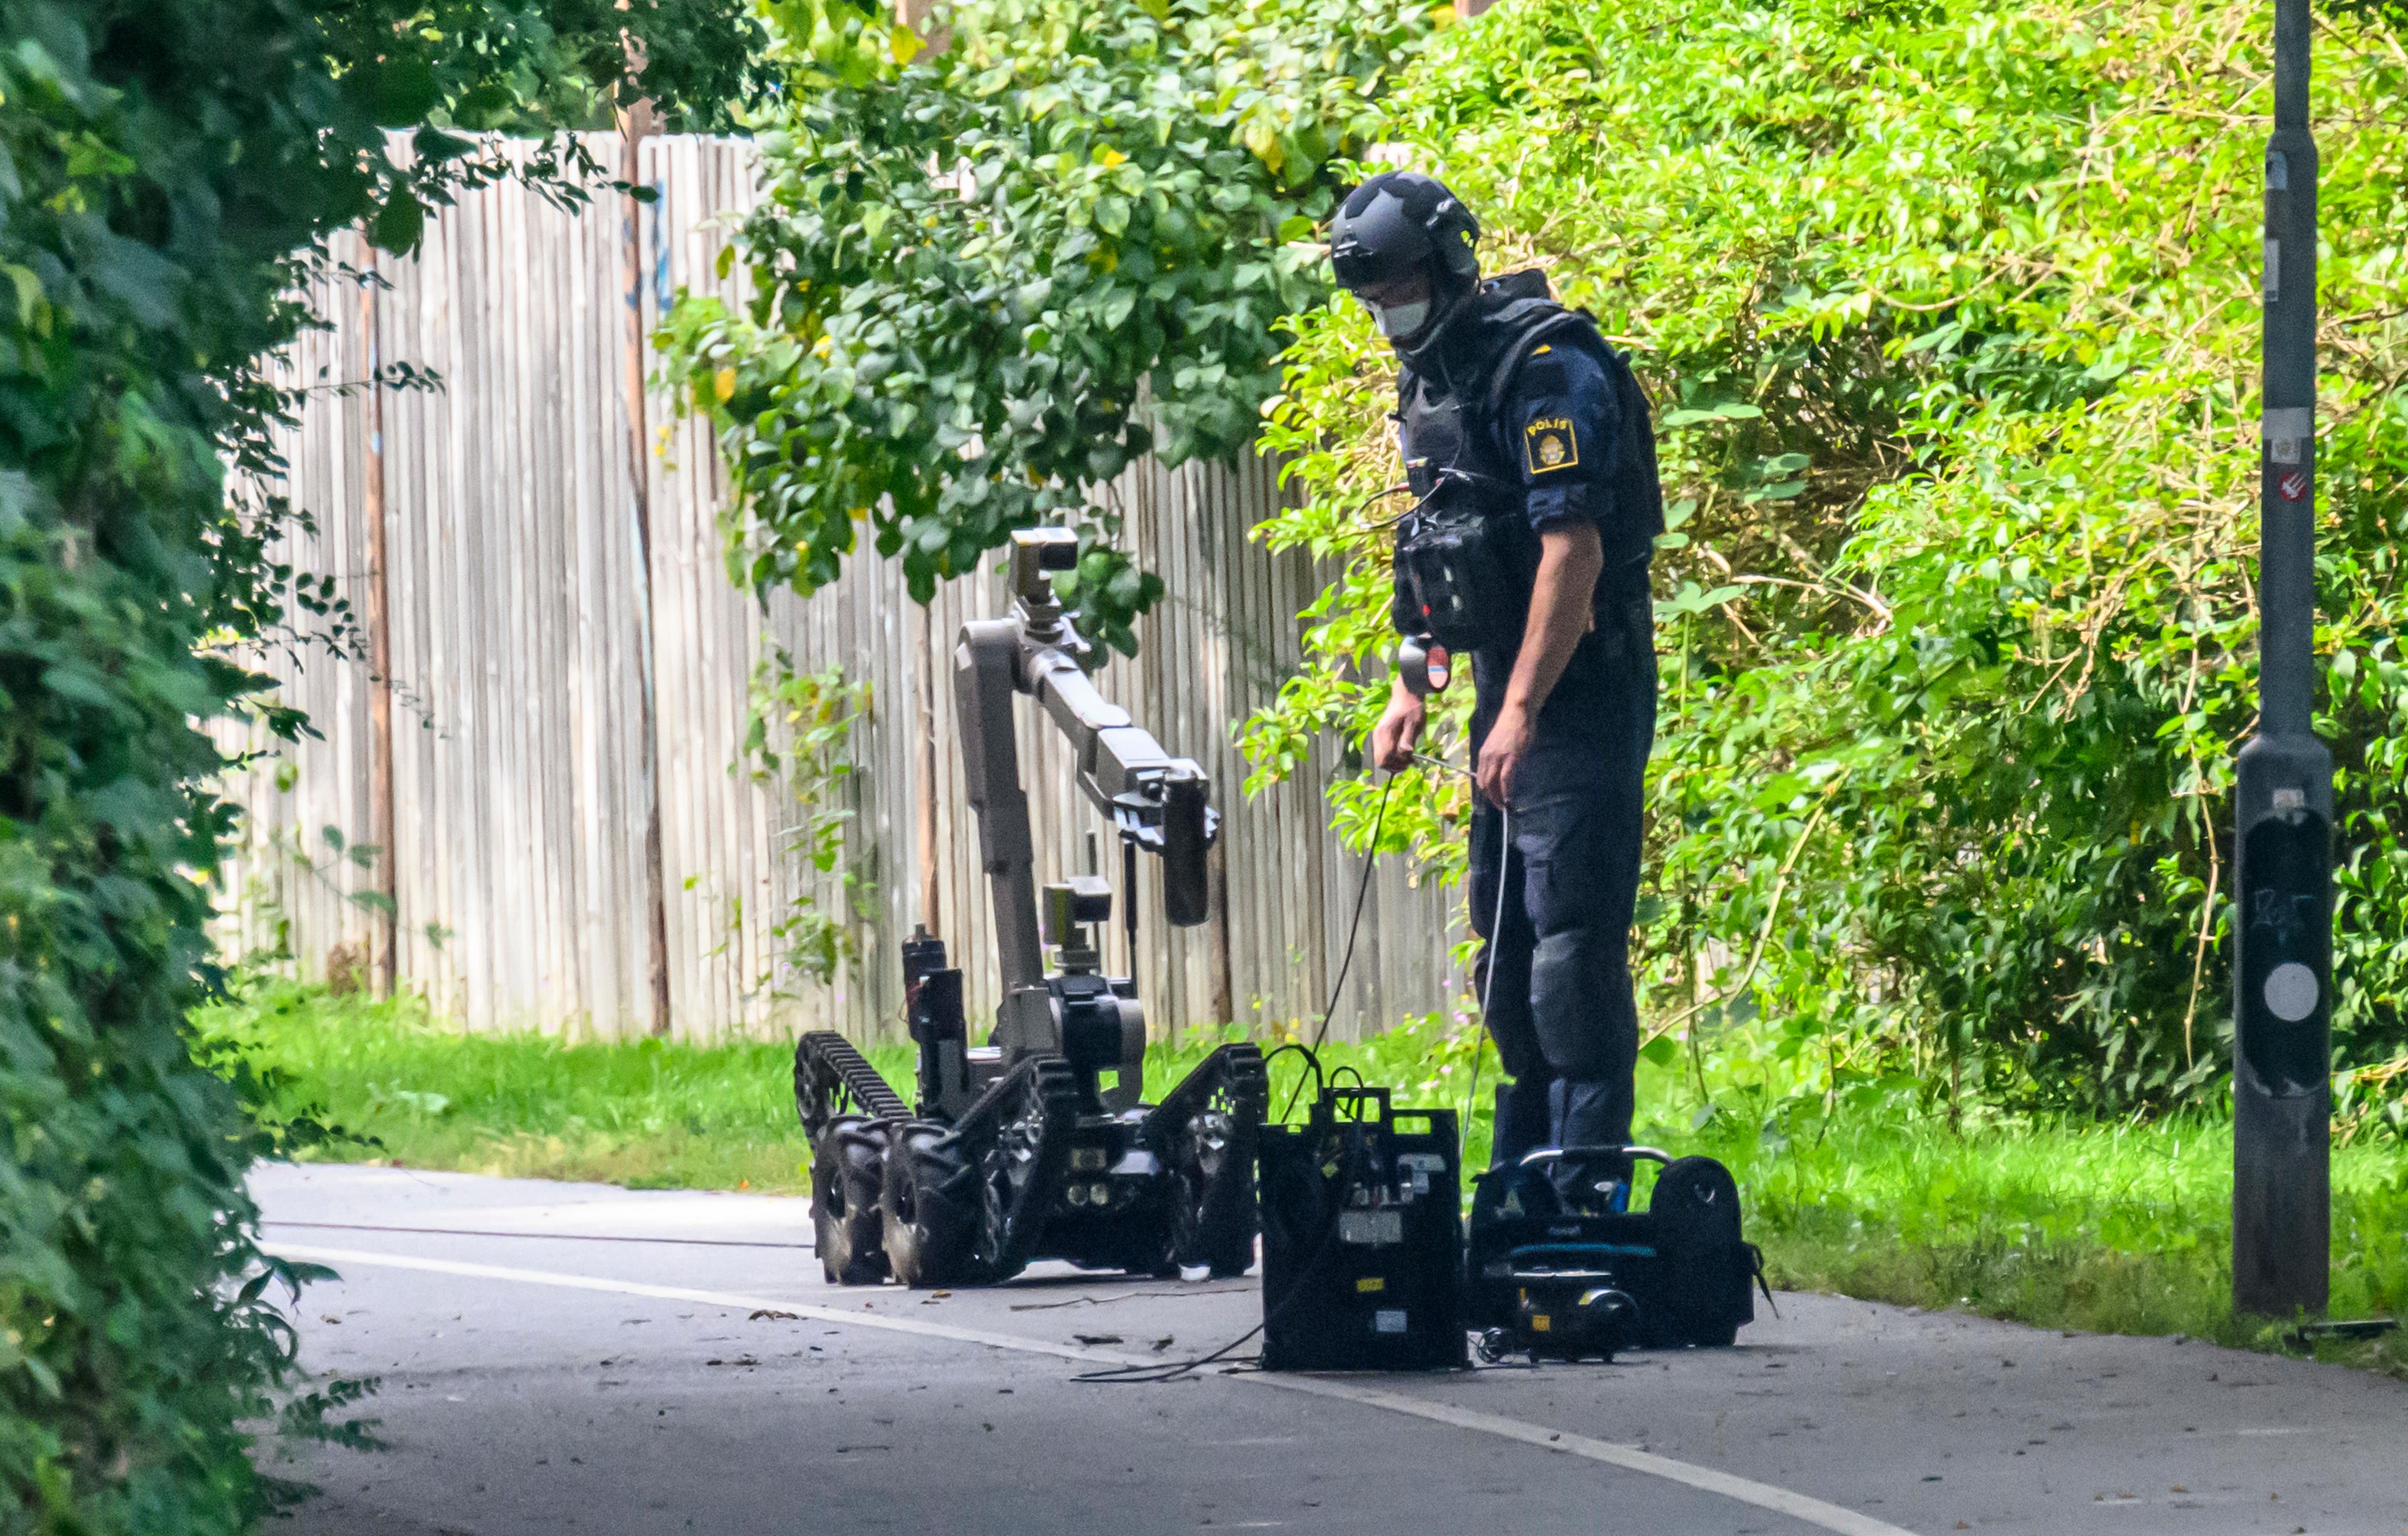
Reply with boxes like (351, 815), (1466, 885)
(1366, 297), (1432, 341)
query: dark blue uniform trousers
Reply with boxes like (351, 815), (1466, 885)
(1468, 607), (1657, 1174)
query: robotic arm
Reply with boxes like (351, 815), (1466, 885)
(952, 529), (1217, 1109)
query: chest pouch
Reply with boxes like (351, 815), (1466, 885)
(1390, 462), (1531, 654)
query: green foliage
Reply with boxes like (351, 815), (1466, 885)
(1629, 1008), (2406, 1367)
(736, 648), (877, 989)
(0, 1), (752, 1528)
(199, 976), (834, 1194)
(1239, 279), (1473, 880)
(1245, 0), (2408, 1115)
(657, 0), (1437, 655)
(358, 0), (769, 135)
(2336, 1052), (2408, 1144)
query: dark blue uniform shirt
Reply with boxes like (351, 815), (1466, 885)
(1398, 302), (1660, 748)
(1504, 335), (1622, 536)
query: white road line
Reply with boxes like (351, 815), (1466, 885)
(272, 1242), (1920, 1536)
(1257, 1375), (1918, 1536)
(268, 1244), (1138, 1365)
(262, 1219), (813, 1251)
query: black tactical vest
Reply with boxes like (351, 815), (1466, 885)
(1390, 272), (1662, 652)
(1397, 272), (1588, 510)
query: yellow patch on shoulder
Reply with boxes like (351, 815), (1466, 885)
(1523, 415), (1579, 475)
(1531, 344), (1552, 355)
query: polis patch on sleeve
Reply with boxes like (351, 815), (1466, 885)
(1524, 415), (1580, 475)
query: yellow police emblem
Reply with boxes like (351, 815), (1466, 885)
(1524, 415), (1578, 475)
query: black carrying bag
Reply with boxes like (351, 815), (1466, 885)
(1464, 1147), (1763, 1353)
(1644, 1155), (1760, 1348)
(1389, 469), (1534, 655)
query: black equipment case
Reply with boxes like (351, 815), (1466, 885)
(1259, 1088), (1467, 1372)
(1465, 1146), (1761, 1361)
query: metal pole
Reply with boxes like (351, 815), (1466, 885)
(916, 598), (942, 936)
(1207, 836), (1235, 1030)
(618, 92), (672, 1037)
(2232, 0), (2330, 1319)
(359, 240), (399, 999)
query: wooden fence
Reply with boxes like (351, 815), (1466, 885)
(217, 133), (1469, 1046)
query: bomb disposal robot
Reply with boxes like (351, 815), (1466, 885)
(794, 529), (1267, 1288)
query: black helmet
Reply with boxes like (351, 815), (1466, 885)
(1329, 171), (1481, 291)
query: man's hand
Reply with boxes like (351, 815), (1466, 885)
(1475, 702), (1533, 807)
(1479, 522), (1605, 807)
(1370, 679), (1426, 772)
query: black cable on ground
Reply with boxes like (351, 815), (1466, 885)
(1069, 1314), (1270, 1385)
(1074, 1140), (1366, 1385)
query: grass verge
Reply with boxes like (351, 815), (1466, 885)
(203, 978), (2408, 1375)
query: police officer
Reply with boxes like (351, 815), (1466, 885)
(1334, 171), (1664, 1205)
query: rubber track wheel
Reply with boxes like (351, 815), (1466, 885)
(989, 1056), (1077, 1283)
(1172, 1046), (1265, 1276)
(1170, 1108), (1257, 1278)
(882, 1121), (983, 1288)
(793, 1037), (832, 1139)
(812, 1115), (890, 1286)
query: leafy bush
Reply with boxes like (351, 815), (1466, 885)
(1245, 0), (2408, 1115)
(736, 650), (877, 989)
(658, 0), (1436, 654)
(0, 3), (752, 1528)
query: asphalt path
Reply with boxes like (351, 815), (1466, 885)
(253, 1164), (2407, 1536)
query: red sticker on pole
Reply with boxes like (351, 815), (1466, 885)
(2279, 470), (2310, 502)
